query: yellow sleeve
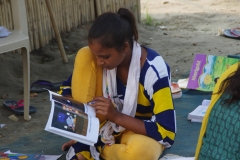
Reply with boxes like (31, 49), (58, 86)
(71, 46), (106, 123)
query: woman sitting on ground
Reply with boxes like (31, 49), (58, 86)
(59, 8), (176, 160)
(195, 62), (240, 160)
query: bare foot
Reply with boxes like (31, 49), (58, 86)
(77, 154), (86, 160)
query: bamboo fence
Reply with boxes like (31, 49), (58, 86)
(0, 0), (141, 52)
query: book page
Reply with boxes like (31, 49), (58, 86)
(160, 154), (194, 160)
(45, 91), (99, 146)
(190, 118), (203, 123)
(188, 99), (210, 122)
(201, 99), (210, 106)
(49, 90), (96, 116)
(188, 105), (208, 117)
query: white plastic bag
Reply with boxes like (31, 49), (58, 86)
(0, 26), (12, 38)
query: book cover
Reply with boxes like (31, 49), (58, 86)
(187, 54), (239, 91)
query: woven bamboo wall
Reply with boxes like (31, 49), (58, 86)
(0, 0), (141, 52)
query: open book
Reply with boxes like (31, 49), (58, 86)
(187, 53), (239, 91)
(187, 99), (210, 123)
(45, 91), (99, 146)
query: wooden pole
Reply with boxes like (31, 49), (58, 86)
(45, 0), (68, 63)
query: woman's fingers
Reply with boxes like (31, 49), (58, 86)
(91, 97), (117, 119)
(95, 108), (106, 115)
(93, 96), (111, 102)
(92, 101), (111, 113)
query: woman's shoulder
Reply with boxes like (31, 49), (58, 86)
(77, 46), (91, 54)
(74, 46), (95, 63)
(142, 47), (168, 69)
(75, 46), (92, 58)
(142, 46), (162, 60)
(140, 47), (170, 84)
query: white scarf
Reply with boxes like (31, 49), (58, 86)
(100, 41), (141, 142)
(90, 41), (141, 160)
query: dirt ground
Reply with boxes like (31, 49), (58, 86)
(0, 0), (240, 155)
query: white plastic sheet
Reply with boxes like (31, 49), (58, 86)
(0, 26), (12, 38)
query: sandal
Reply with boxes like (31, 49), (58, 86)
(223, 28), (240, 40)
(230, 28), (240, 37)
(30, 80), (63, 93)
(2, 100), (37, 115)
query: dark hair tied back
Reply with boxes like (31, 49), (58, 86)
(88, 8), (138, 52)
(117, 8), (138, 41)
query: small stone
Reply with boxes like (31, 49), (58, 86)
(8, 115), (19, 122)
(162, 1), (169, 4)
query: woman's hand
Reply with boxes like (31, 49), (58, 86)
(91, 97), (120, 122)
(91, 97), (147, 135)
